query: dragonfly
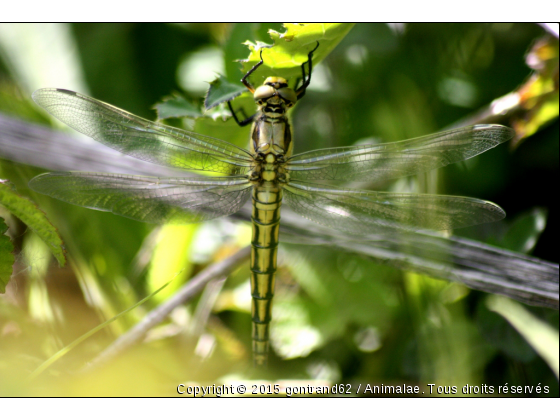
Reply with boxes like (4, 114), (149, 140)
(29, 43), (514, 366)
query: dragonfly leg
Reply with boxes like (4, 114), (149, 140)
(227, 101), (256, 127)
(296, 41), (319, 100)
(241, 48), (269, 93)
(228, 47), (271, 127)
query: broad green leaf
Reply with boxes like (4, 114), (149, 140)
(0, 218), (14, 293)
(154, 94), (203, 120)
(223, 23), (285, 83)
(206, 23), (355, 110)
(204, 75), (247, 110)
(0, 180), (65, 266)
(241, 23), (356, 80)
(146, 224), (196, 301)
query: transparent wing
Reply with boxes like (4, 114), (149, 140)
(29, 172), (252, 224)
(32, 89), (253, 175)
(286, 124), (514, 182)
(283, 181), (505, 233)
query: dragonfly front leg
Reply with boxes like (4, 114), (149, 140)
(227, 48), (271, 127)
(296, 41), (319, 100)
(227, 101), (256, 127)
(242, 48), (268, 92)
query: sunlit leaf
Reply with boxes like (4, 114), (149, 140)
(146, 224), (196, 301)
(0, 180), (65, 266)
(241, 23), (355, 80)
(205, 23), (355, 111)
(223, 23), (282, 83)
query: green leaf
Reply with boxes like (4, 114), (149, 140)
(205, 23), (355, 110)
(240, 23), (355, 79)
(154, 94), (203, 120)
(242, 23), (354, 75)
(501, 208), (548, 254)
(204, 75), (247, 110)
(0, 218), (15, 293)
(476, 299), (536, 362)
(487, 295), (559, 379)
(146, 224), (196, 301)
(0, 180), (65, 267)
(223, 23), (272, 83)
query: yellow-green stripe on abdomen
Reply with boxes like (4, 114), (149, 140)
(250, 184), (282, 366)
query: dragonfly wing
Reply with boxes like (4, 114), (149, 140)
(286, 124), (514, 182)
(29, 172), (252, 224)
(32, 89), (253, 175)
(283, 181), (505, 233)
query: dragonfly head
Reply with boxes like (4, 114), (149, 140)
(254, 77), (297, 110)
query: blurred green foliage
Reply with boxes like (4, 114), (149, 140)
(0, 180), (65, 272)
(0, 217), (14, 292)
(0, 23), (557, 397)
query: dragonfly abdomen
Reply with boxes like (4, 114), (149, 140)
(250, 183), (282, 366)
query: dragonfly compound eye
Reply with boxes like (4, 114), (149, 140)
(277, 87), (297, 106)
(254, 85), (276, 102)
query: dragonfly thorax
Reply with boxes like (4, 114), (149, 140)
(250, 77), (295, 158)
